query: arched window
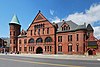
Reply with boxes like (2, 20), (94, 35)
(28, 38), (34, 43)
(45, 37), (52, 42)
(62, 25), (70, 31)
(36, 38), (43, 43)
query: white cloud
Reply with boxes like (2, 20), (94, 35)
(50, 3), (100, 39)
(50, 16), (61, 23)
(50, 9), (54, 15)
(65, 3), (100, 25)
(93, 26), (100, 39)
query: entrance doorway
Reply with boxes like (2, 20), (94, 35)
(36, 47), (43, 54)
(88, 50), (93, 55)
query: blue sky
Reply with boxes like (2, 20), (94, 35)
(0, 0), (100, 39)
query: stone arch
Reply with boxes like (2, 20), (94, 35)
(36, 38), (43, 43)
(45, 37), (52, 42)
(28, 38), (34, 43)
(36, 47), (43, 54)
(88, 49), (93, 55)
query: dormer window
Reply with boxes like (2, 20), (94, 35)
(62, 25), (70, 31)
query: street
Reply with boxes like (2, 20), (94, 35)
(0, 55), (100, 67)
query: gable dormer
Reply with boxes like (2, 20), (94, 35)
(21, 29), (26, 35)
(61, 20), (70, 31)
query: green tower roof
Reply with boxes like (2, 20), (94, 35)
(10, 14), (20, 25)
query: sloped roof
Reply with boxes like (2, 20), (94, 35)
(9, 14), (20, 25)
(76, 24), (86, 30)
(56, 20), (86, 32)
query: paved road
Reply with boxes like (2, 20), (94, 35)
(0, 55), (100, 67)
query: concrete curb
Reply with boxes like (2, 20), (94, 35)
(0, 54), (100, 61)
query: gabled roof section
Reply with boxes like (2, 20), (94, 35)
(76, 23), (86, 30)
(27, 11), (53, 31)
(33, 10), (48, 23)
(87, 24), (94, 31)
(9, 14), (20, 25)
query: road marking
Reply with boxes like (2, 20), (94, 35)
(0, 58), (84, 67)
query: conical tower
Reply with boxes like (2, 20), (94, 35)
(9, 15), (21, 53)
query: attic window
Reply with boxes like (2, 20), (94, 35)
(34, 24), (44, 29)
(62, 25), (70, 31)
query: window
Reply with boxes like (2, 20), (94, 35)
(76, 34), (79, 41)
(19, 47), (21, 51)
(36, 38), (43, 43)
(62, 25), (70, 31)
(45, 37), (52, 42)
(58, 46), (62, 52)
(50, 46), (52, 52)
(33, 47), (34, 51)
(29, 47), (30, 51)
(24, 39), (27, 44)
(76, 44), (79, 52)
(68, 45), (72, 52)
(30, 30), (32, 36)
(83, 43), (85, 52)
(48, 46), (49, 51)
(45, 46), (52, 52)
(45, 46), (46, 52)
(58, 36), (62, 42)
(68, 35), (72, 41)
(83, 34), (86, 41)
(31, 47), (32, 51)
(38, 29), (40, 35)
(47, 28), (49, 34)
(43, 28), (44, 34)
(34, 29), (36, 35)
(64, 25), (67, 30)
(10, 40), (12, 44)
(29, 46), (32, 51)
(13, 31), (15, 36)
(24, 47), (27, 51)
(19, 40), (21, 44)
(28, 38), (34, 43)
(13, 40), (15, 44)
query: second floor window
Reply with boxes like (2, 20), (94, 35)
(10, 31), (12, 35)
(13, 40), (16, 44)
(38, 29), (40, 35)
(30, 30), (32, 36)
(83, 34), (86, 41)
(68, 35), (72, 41)
(34, 29), (36, 35)
(58, 36), (62, 42)
(43, 28), (44, 34)
(76, 34), (79, 41)
(19, 40), (21, 44)
(47, 28), (49, 34)
(10, 40), (12, 44)
(24, 39), (27, 44)
(13, 31), (15, 36)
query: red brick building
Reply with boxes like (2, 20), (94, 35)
(9, 11), (100, 55)
(0, 38), (8, 53)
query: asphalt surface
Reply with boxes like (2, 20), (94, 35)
(0, 55), (100, 67)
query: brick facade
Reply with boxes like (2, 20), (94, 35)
(9, 11), (100, 55)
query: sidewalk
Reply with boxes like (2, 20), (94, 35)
(0, 53), (100, 61)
